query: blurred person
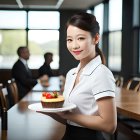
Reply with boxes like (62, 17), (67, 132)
(12, 46), (48, 99)
(39, 52), (66, 92)
(38, 52), (54, 77)
(38, 12), (117, 140)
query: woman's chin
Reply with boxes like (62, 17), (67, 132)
(73, 55), (81, 60)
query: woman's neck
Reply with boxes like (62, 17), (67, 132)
(80, 53), (97, 68)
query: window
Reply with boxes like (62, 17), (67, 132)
(0, 10), (26, 69)
(108, 31), (122, 71)
(0, 10), (60, 69)
(94, 3), (104, 49)
(28, 11), (60, 69)
(132, 0), (140, 73)
(109, 0), (122, 31)
(0, 10), (26, 29)
(28, 11), (60, 29)
(133, 0), (139, 26)
(0, 30), (26, 68)
(108, 0), (122, 71)
(28, 30), (59, 69)
(94, 4), (104, 35)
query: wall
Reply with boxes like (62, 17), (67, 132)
(0, 69), (11, 86)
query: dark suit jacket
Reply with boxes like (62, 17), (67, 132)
(38, 63), (54, 77)
(12, 59), (37, 99)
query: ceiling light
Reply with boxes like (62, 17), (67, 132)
(56, 0), (64, 9)
(16, 0), (23, 8)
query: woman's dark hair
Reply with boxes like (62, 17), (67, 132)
(66, 12), (105, 64)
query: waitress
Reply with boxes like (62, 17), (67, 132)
(38, 12), (117, 140)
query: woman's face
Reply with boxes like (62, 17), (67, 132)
(66, 25), (97, 62)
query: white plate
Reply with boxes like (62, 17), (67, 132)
(28, 103), (76, 113)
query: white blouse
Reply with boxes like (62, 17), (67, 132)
(63, 55), (116, 127)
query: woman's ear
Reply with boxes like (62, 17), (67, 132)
(94, 33), (100, 44)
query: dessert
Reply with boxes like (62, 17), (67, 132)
(41, 91), (64, 108)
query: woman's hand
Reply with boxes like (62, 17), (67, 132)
(56, 111), (72, 119)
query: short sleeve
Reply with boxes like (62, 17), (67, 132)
(92, 65), (116, 100)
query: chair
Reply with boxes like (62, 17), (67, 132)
(0, 83), (3, 88)
(11, 79), (19, 102)
(0, 85), (8, 130)
(7, 79), (19, 107)
(114, 75), (124, 87)
(0, 84), (9, 110)
(125, 77), (140, 92)
(115, 121), (140, 140)
(116, 77), (140, 139)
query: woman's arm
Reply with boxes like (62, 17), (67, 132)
(58, 97), (117, 134)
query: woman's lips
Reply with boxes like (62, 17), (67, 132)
(73, 50), (82, 55)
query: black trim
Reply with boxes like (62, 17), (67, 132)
(94, 90), (115, 96)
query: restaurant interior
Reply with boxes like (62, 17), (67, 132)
(0, 0), (140, 140)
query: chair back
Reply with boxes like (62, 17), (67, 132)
(0, 88), (8, 110)
(0, 85), (8, 130)
(7, 79), (19, 107)
(114, 75), (124, 87)
(0, 83), (3, 89)
(125, 77), (140, 92)
(11, 79), (19, 102)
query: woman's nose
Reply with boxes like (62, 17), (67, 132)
(72, 40), (80, 49)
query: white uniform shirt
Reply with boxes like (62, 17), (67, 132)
(63, 55), (116, 127)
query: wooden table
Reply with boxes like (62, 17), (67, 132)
(32, 77), (61, 92)
(115, 87), (140, 121)
(1, 86), (140, 140)
(0, 91), (65, 140)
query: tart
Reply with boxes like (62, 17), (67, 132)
(41, 91), (64, 108)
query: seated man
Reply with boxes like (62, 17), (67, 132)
(12, 46), (39, 99)
(38, 52), (54, 77)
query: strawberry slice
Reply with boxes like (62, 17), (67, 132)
(42, 92), (58, 99)
(46, 93), (53, 99)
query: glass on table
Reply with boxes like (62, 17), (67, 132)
(39, 75), (50, 88)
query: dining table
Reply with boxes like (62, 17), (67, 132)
(1, 81), (140, 140)
(115, 87), (140, 121)
(0, 77), (65, 140)
(115, 87), (140, 140)
(32, 76), (61, 92)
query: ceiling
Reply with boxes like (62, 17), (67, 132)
(0, 0), (103, 10)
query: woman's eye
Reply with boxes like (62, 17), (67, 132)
(78, 37), (85, 40)
(67, 39), (72, 42)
